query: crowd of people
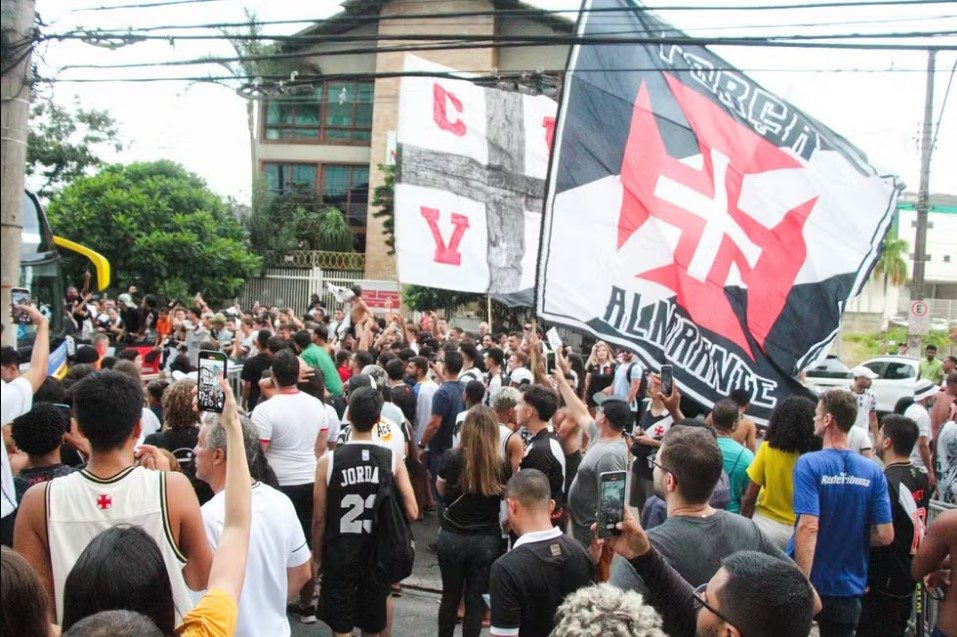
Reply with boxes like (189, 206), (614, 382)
(0, 282), (956, 637)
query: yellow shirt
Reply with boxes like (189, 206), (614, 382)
(177, 589), (237, 637)
(746, 442), (800, 526)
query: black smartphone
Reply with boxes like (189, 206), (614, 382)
(660, 364), (674, 397)
(11, 287), (31, 324)
(545, 351), (556, 374)
(597, 470), (627, 538)
(197, 350), (228, 413)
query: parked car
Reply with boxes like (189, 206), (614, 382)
(804, 354), (851, 379)
(803, 355), (920, 413)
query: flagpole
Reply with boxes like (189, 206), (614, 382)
(486, 293), (492, 329)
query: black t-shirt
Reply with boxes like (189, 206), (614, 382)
(389, 383), (417, 425)
(121, 306), (141, 334)
(14, 464), (75, 503)
(489, 530), (594, 637)
(144, 427), (213, 504)
(240, 352), (272, 410)
(429, 381), (464, 453)
(439, 449), (511, 535)
(867, 462), (929, 595)
(520, 428), (566, 511)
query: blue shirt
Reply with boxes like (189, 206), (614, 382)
(429, 380), (464, 453)
(787, 449), (892, 596)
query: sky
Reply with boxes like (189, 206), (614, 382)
(32, 0), (957, 204)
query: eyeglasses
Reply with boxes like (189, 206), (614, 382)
(647, 452), (670, 473)
(692, 582), (734, 626)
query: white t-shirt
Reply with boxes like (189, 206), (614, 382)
(201, 482), (309, 637)
(904, 402), (932, 472)
(850, 387), (877, 432)
(414, 380), (439, 443)
(322, 403), (340, 449)
(847, 426), (872, 455)
(251, 391), (329, 486)
(1, 377), (33, 517)
(612, 360), (643, 410)
(136, 407), (162, 447)
(337, 415), (408, 462)
(485, 372), (504, 406)
(459, 367), (482, 384)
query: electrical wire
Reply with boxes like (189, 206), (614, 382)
(61, 0), (957, 32)
(54, 32), (957, 74)
(930, 56), (957, 150)
(36, 65), (936, 84)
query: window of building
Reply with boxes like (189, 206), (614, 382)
(321, 165), (370, 252)
(263, 81), (373, 143)
(262, 163), (317, 194)
(944, 255), (952, 263)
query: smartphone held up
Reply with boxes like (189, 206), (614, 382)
(597, 470), (627, 538)
(197, 350), (228, 413)
(11, 287), (32, 324)
(660, 364), (674, 397)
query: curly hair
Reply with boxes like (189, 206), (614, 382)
(552, 584), (666, 637)
(11, 402), (70, 456)
(161, 380), (199, 431)
(764, 396), (820, 454)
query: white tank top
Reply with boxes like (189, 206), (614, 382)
(499, 424), (515, 459)
(46, 466), (194, 622)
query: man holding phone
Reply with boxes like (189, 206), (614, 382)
(552, 366), (629, 550)
(1, 304), (49, 546)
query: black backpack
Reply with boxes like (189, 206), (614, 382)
(371, 459), (415, 587)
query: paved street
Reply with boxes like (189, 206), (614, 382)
(289, 512), (492, 636)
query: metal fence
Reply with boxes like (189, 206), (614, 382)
(236, 267), (324, 314)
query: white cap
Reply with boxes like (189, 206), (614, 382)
(851, 366), (878, 380)
(510, 368), (534, 386)
(913, 379), (938, 402)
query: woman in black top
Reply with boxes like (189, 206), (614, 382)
(143, 379), (213, 504)
(436, 405), (511, 637)
(584, 341), (616, 409)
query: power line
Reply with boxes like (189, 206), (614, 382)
(69, 0), (227, 11)
(930, 57), (957, 150)
(36, 66), (937, 85)
(46, 24), (957, 44)
(64, 0), (957, 33)
(54, 32), (957, 74)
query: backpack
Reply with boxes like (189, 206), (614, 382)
(370, 459), (415, 587)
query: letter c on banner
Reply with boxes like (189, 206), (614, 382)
(433, 83), (467, 137)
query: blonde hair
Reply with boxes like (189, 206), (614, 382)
(458, 405), (504, 497)
(552, 584), (666, 637)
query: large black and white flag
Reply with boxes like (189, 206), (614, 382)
(536, 0), (902, 422)
(395, 55), (556, 302)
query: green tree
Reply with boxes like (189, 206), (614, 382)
(46, 160), (261, 305)
(371, 163), (395, 255)
(248, 183), (356, 264)
(872, 236), (909, 299)
(27, 95), (123, 199)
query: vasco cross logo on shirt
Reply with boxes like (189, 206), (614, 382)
(617, 74), (816, 359)
(96, 494), (112, 510)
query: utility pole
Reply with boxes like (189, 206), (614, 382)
(907, 48), (936, 355)
(0, 0), (36, 346)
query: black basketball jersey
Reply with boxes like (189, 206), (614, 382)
(323, 442), (395, 570)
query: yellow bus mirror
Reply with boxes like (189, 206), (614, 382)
(53, 236), (111, 291)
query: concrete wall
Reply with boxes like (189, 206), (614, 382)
(495, 18), (570, 72)
(898, 208), (957, 285)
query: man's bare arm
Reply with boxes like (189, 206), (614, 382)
(794, 514), (819, 578)
(13, 484), (54, 617)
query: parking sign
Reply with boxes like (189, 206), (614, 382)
(909, 299), (931, 335)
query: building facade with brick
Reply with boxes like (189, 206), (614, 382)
(253, 0), (571, 279)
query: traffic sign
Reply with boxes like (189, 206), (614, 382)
(909, 299), (931, 335)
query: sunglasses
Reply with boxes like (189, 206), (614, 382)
(692, 582), (734, 626)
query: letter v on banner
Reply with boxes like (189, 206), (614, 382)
(420, 206), (470, 265)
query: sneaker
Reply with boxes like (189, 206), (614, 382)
(299, 604), (317, 624)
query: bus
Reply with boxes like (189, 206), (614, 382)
(16, 190), (111, 373)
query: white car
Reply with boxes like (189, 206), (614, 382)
(803, 355), (920, 413)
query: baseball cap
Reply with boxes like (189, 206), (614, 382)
(117, 293), (133, 306)
(510, 368), (534, 386)
(913, 378), (938, 402)
(851, 366), (878, 380)
(348, 373), (377, 393)
(361, 364), (387, 387)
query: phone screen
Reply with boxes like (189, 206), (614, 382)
(660, 364), (674, 397)
(545, 351), (556, 374)
(197, 351), (227, 413)
(597, 470), (627, 538)
(11, 288), (31, 324)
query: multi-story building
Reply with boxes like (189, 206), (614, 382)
(252, 0), (571, 279)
